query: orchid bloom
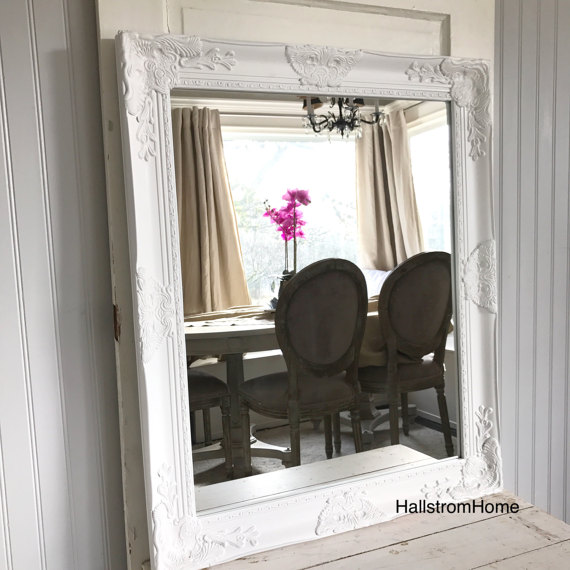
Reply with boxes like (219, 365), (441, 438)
(264, 189), (311, 272)
(282, 188), (311, 206)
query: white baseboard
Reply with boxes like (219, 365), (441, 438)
(415, 409), (457, 431)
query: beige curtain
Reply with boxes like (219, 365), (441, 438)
(172, 107), (251, 317)
(356, 109), (424, 270)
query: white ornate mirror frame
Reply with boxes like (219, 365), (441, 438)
(115, 31), (500, 569)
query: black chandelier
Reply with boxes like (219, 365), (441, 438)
(303, 97), (384, 138)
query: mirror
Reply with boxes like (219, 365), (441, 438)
(172, 92), (460, 505)
(116, 31), (500, 568)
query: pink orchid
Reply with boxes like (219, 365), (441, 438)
(282, 188), (311, 206)
(263, 189), (311, 273)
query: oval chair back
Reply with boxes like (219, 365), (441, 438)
(378, 251), (452, 364)
(275, 258), (368, 380)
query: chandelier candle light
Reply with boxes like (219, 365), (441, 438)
(303, 97), (384, 138)
(264, 189), (311, 278)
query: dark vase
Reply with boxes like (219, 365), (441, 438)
(269, 270), (296, 310)
(278, 269), (296, 296)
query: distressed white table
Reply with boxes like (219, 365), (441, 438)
(213, 492), (570, 568)
(185, 320), (278, 424)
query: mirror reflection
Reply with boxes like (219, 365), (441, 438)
(173, 92), (459, 511)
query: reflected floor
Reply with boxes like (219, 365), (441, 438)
(193, 417), (457, 488)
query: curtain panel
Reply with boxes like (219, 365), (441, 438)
(172, 107), (251, 316)
(356, 109), (424, 270)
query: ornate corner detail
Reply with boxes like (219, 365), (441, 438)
(153, 465), (258, 568)
(285, 45), (362, 88)
(422, 406), (502, 502)
(463, 239), (497, 313)
(406, 58), (490, 160)
(455, 406), (502, 498)
(315, 489), (384, 536)
(118, 32), (237, 160)
(136, 268), (176, 363)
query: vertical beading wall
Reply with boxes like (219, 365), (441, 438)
(0, 0), (124, 567)
(495, 0), (570, 522)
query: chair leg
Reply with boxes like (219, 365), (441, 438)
(240, 402), (252, 476)
(333, 412), (341, 453)
(350, 408), (363, 453)
(221, 396), (233, 478)
(289, 411), (301, 467)
(389, 401), (400, 446)
(401, 392), (409, 436)
(324, 415), (333, 459)
(190, 412), (196, 445)
(203, 408), (212, 446)
(436, 386), (454, 457)
(190, 411), (197, 444)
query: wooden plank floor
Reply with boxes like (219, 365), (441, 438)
(213, 492), (570, 569)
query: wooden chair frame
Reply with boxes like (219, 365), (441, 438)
(241, 258), (368, 471)
(369, 251), (454, 455)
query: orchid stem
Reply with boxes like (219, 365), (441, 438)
(293, 202), (297, 273)
(293, 236), (297, 273)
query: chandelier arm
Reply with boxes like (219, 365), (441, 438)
(308, 113), (331, 133)
(304, 97), (382, 137)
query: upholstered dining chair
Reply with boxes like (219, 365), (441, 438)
(358, 251), (454, 457)
(188, 368), (233, 476)
(239, 258), (368, 474)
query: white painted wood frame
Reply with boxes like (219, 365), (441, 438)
(115, 31), (500, 568)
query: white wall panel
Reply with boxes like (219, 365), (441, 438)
(0, 0), (125, 567)
(495, 0), (570, 522)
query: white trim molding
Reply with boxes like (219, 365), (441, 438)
(406, 58), (491, 160)
(115, 31), (499, 568)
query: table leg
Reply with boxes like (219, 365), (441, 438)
(224, 353), (247, 475)
(224, 353), (292, 476)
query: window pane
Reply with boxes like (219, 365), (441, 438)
(408, 124), (452, 253)
(222, 136), (357, 305)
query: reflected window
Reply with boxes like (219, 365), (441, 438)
(408, 118), (452, 253)
(222, 134), (357, 305)
(222, 105), (452, 305)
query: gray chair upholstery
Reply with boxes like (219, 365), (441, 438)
(358, 251), (454, 457)
(188, 368), (233, 476)
(239, 258), (368, 474)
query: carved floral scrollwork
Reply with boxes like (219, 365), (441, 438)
(153, 466), (258, 569)
(315, 489), (384, 536)
(285, 45), (362, 88)
(463, 239), (497, 313)
(422, 406), (502, 502)
(136, 267), (176, 363)
(118, 32), (237, 160)
(406, 58), (491, 160)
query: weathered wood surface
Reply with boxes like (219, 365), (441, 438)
(213, 493), (570, 569)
